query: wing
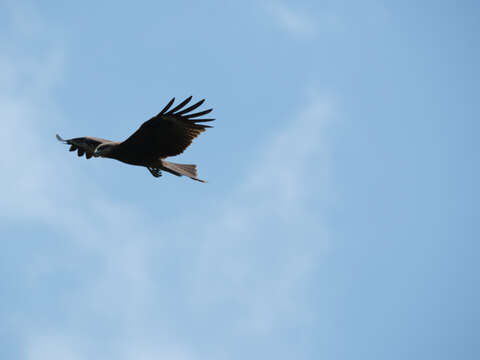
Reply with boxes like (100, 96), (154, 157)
(56, 134), (113, 159)
(120, 96), (214, 158)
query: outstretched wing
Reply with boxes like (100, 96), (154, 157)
(56, 134), (113, 159)
(120, 96), (214, 159)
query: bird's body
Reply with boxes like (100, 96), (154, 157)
(57, 97), (214, 182)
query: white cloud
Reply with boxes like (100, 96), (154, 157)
(192, 93), (334, 333)
(24, 335), (84, 360)
(263, 1), (318, 37)
(1, 3), (336, 359)
(22, 333), (199, 360)
(261, 1), (346, 38)
(0, 7), (168, 359)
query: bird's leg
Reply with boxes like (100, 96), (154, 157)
(147, 167), (162, 178)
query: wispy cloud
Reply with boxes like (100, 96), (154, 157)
(261, 1), (345, 38)
(192, 93), (334, 333)
(1, 4), (336, 359)
(0, 7), (171, 358)
(262, 1), (318, 37)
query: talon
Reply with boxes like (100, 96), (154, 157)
(148, 167), (162, 177)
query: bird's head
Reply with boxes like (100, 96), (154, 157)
(94, 143), (116, 157)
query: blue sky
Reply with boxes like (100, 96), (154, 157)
(0, 1), (478, 359)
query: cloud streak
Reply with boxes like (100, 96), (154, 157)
(192, 93), (334, 333)
(262, 1), (318, 37)
(1, 4), (336, 359)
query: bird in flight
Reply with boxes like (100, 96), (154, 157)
(57, 96), (214, 182)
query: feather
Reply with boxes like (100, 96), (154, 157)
(56, 134), (67, 143)
(184, 108), (213, 118)
(166, 96), (193, 114)
(175, 99), (205, 115)
(159, 97), (175, 115)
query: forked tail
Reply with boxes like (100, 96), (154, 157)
(161, 160), (206, 183)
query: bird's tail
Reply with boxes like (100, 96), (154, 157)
(161, 160), (206, 183)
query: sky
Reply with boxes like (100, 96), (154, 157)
(0, 0), (478, 359)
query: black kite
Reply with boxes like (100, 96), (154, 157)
(56, 96), (214, 182)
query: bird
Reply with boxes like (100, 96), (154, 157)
(56, 96), (214, 182)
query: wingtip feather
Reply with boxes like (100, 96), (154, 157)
(185, 108), (213, 118)
(167, 96), (193, 114)
(56, 134), (67, 143)
(160, 97), (176, 114)
(175, 98), (206, 116)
